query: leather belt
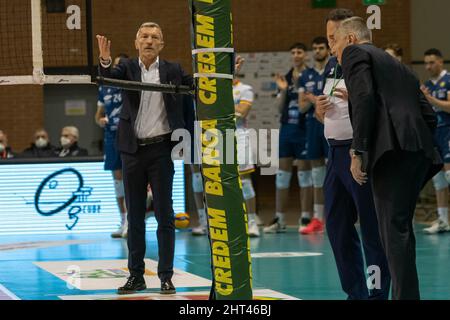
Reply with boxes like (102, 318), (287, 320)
(138, 133), (171, 146)
(327, 139), (353, 147)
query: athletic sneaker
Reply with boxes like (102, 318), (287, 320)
(298, 217), (311, 233)
(300, 218), (324, 235)
(263, 217), (287, 233)
(192, 226), (207, 236)
(121, 223), (128, 238)
(111, 224), (127, 238)
(248, 220), (260, 238)
(423, 219), (450, 234)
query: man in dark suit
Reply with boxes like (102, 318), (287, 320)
(332, 17), (441, 300)
(97, 22), (193, 295)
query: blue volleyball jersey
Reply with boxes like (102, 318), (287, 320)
(281, 69), (304, 126)
(425, 71), (450, 128)
(98, 86), (123, 140)
(298, 67), (325, 120)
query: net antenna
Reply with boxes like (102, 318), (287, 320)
(0, 0), (93, 86)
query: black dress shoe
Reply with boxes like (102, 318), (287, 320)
(117, 276), (147, 295)
(160, 279), (176, 294)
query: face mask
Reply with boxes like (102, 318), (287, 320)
(35, 138), (48, 148)
(0, 143), (5, 153)
(60, 137), (72, 148)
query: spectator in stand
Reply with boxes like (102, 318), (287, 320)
(21, 129), (56, 158)
(0, 130), (15, 160)
(55, 126), (88, 158)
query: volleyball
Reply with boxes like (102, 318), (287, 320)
(174, 212), (190, 229)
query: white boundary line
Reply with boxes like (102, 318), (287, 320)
(0, 284), (20, 300)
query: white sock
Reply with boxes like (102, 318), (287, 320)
(301, 212), (311, 220)
(248, 213), (257, 224)
(198, 208), (207, 227)
(438, 207), (449, 224)
(314, 204), (324, 221)
(276, 212), (285, 225)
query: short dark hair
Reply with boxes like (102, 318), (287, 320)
(326, 8), (354, 22)
(384, 43), (403, 58)
(115, 53), (129, 60)
(424, 48), (443, 58)
(290, 42), (308, 52)
(312, 36), (330, 49)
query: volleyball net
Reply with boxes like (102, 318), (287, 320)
(0, 0), (93, 85)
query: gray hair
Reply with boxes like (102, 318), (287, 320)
(62, 126), (79, 140)
(136, 22), (164, 40)
(337, 17), (372, 42)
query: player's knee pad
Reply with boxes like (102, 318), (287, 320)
(192, 172), (204, 193)
(433, 171), (448, 191)
(276, 170), (292, 190)
(114, 179), (125, 198)
(242, 178), (256, 200)
(312, 166), (326, 188)
(297, 170), (313, 188)
(445, 171), (450, 185)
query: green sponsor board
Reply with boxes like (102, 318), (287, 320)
(312, 0), (336, 8)
(363, 0), (386, 5)
(189, 0), (252, 300)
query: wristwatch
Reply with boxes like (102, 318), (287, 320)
(350, 149), (363, 157)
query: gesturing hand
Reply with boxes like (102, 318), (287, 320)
(235, 55), (245, 74)
(275, 74), (288, 91)
(315, 95), (332, 120)
(333, 88), (348, 101)
(420, 85), (432, 99)
(98, 117), (109, 128)
(305, 92), (317, 104)
(96, 35), (111, 61)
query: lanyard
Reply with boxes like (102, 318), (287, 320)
(330, 64), (343, 97)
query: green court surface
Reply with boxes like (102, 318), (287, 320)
(0, 225), (448, 300)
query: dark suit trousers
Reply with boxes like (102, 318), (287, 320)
(371, 150), (431, 300)
(325, 143), (391, 300)
(121, 140), (175, 281)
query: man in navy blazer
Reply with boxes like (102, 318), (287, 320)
(97, 22), (194, 295)
(332, 17), (441, 300)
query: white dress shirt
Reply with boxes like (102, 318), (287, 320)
(134, 57), (171, 139)
(323, 78), (354, 141)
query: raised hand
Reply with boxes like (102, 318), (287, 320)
(275, 74), (288, 91)
(235, 55), (245, 74)
(96, 35), (111, 61)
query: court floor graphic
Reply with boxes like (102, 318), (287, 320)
(0, 225), (449, 300)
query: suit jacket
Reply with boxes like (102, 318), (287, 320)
(99, 58), (194, 154)
(55, 143), (89, 158)
(341, 43), (441, 178)
(21, 143), (56, 158)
